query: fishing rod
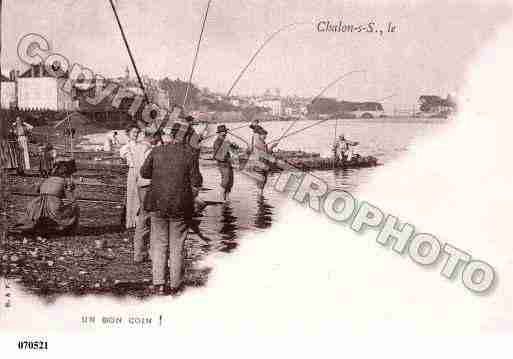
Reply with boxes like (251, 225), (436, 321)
(271, 93), (398, 144)
(226, 130), (250, 148)
(108, 0), (150, 106)
(271, 69), (367, 145)
(214, 22), (309, 145)
(150, 0), (213, 134)
(226, 22), (309, 98)
(334, 117), (338, 143)
(183, 0), (213, 108)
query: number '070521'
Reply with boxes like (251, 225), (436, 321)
(18, 341), (48, 350)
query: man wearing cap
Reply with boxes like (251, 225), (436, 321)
(213, 125), (239, 201)
(140, 122), (202, 294)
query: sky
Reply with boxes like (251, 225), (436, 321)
(1, 0), (511, 109)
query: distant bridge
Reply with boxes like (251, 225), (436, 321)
(349, 110), (385, 119)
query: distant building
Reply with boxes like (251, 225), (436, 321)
(17, 64), (76, 111)
(418, 95), (456, 115)
(257, 98), (282, 116)
(229, 98), (240, 107)
(1, 73), (16, 109)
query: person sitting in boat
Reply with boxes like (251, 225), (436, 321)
(333, 134), (359, 163)
(11, 158), (80, 235)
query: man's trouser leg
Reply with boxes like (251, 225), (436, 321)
(150, 214), (169, 285)
(134, 186), (150, 262)
(167, 218), (188, 289)
(150, 214), (188, 287)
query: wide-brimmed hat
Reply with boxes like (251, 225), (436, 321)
(216, 125), (228, 133)
(255, 126), (267, 135)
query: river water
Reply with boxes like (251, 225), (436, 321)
(186, 118), (449, 250)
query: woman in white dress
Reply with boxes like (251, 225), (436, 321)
(14, 117), (33, 170)
(119, 126), (141, 229)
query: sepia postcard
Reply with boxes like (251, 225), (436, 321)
(1, 0), (513, 356)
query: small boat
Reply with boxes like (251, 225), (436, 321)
(68, 147), (380, 173)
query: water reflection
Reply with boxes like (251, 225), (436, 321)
(189, 210), (212, 244)
(333, 168), (353, 190)
(219, 203), (239, 252)
(254, 195), (274, 229)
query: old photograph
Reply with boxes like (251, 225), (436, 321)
(1, 0), (513, 353)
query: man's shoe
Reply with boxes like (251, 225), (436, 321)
(166, 282), (185, 296)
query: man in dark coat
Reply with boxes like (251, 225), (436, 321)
(140, 122), (202, 294)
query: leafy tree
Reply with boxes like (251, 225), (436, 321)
(159, 77), (200, 107)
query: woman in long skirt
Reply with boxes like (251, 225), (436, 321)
(12, 160), (79, 235)
(119, 126), (140, 229)
(0, 129), (23, 174)
(14, 117), (32, 170)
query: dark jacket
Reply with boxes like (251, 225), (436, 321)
(184, 129), (204, 187)
(140, 142), (202, 218)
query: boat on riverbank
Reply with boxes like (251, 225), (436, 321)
(59, 147), (380, 174)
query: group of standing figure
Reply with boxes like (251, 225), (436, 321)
(120, 115), (278, 295)
(119, 115), (207, 295)
(3, 111), (280, 296)
(0, 116), (34, 174)
(213, 119), (278, 201)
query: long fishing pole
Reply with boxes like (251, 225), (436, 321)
(151, 0), (212, 133)
(183, 0), (213, 108)
(226, 130), (249, 147)
(226, 21), (309, 97)
(198, 22), (308, 140)
(272, 93), (398, 144)
(334, 118), (338, 142)
(108, 0), (149, 106)
(271, 69), (366, 144)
